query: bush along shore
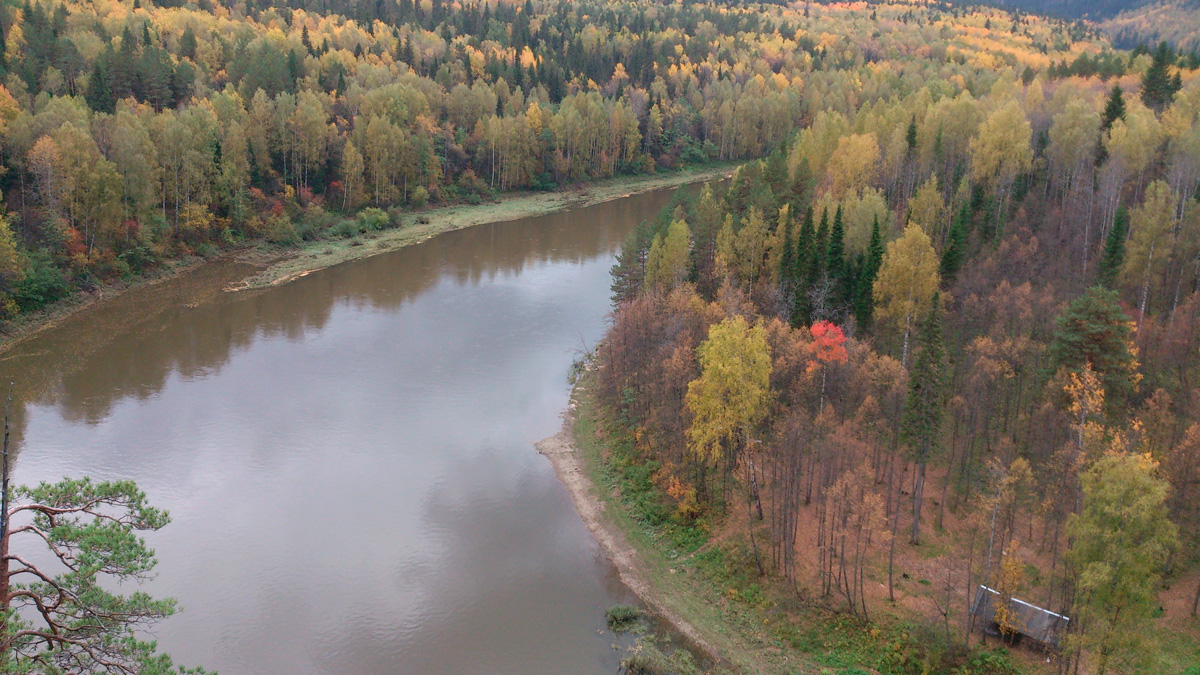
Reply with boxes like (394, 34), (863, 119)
(0, 165), (734, 355)
(544, 370), (1027, 675)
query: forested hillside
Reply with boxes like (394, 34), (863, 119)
(981, 0), (1154, 20)
(587, 2), (1200, 674)
(1105, 1), (1200, 52)
(0, 0), (1146, 324)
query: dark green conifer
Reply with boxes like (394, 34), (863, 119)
(1142, 42), (1180, 112)
(854, 216), (883, 329)
(901, 292), (946, 545)
(179, 25), (198, 60)
(940, 204), (968, 283)
(1049, 286), (1140, 417)
(1100, 84), (1126, 133)
(827, 205), (849, 305)
(86, 59), (116, 113)
(794, 206), (813, 284)
(808, 207), (828, 289)
(779, 214), (795, 286)
(1096, 207), (1129, 289)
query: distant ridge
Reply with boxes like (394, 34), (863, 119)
(963, 0), (1157, 21)
(1104, 0), (1200, 51)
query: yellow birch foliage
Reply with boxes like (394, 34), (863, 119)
(872, 223), (940, 347)
(685, 315), (772, 465)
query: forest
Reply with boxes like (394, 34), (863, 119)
(1105, 1), (1200, 53)
(585, 2), (1200, 674)
(0, 0), (1195, 671)
(0, 0), (1186, 324)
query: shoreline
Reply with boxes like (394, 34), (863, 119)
(0, 165), (735, 357)
(229, 164), (737, 291)
(536, 410), (727, 668)
(0, 253), (263, 357)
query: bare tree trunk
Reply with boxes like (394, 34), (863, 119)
(748, 453), (764, 521)
(888, 459), (900, 602)
(1192, 579), (1200, 618)
(910, 461), (926, 545)
(746, 459), (765, 577)
(1138, 242), (1156, 332)
(0, 384), (13, 652)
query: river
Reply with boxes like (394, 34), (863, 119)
(0, 187), (681, 674)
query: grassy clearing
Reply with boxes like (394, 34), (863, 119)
(1157, 624), (1200, 674)
(233, 164), (737, 290)
(571, 376), (1027, 675)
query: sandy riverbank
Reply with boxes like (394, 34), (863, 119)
(230, 164), (736, 291)
(536, 410), (727, 667)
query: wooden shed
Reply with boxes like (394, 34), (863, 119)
(971, 585), (1069, 649)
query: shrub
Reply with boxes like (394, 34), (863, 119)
(958, 647), (1021, 675)
(298, 206), (337, 240)
(410, 186), (430, 207)
(621, 639), (700, 675)
(356, 207), (389, 231)
(12, 250), (69, 312)
(263, 214), (298, 245)
(605, 604), (642, 632)
(117, 245), (157, 275)
(330, 219), (360, 238)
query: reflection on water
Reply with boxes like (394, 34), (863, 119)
(1, 188), (681, 674)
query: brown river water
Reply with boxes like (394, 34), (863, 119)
(0, 187), (683, 674)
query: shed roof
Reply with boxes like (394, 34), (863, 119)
(971, 585), (1069, 647)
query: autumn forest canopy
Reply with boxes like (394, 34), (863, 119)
(0, 0), (1198, 318)
(0, 0), (1198, 670)
(585, 3), (1200, 675)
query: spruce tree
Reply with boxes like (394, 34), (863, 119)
(86, 59), (116, 113)
(808, 207), (829, 289)
(1049, 286), (1140, 418)
(1097, 84), (1126, 164)
(1097, 207), (1129, 289)
(780, 214), (795, 285)
(854, 216), (883, 329)
(791, 207), (814, 326)
(1142, 43), (1179, 112)
(940, 204), (967, 283)
(779, 214), (797, 319)
(1100, 84), (1126, 133)
(789, 157), (814, 214)
(764, 146), (789, 197)
(795, 206), (814, 279)
(827, 205), (848, 305)
(179, 25), (198, 61)
(901, 293), (946, 545)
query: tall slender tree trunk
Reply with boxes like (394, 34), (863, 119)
(1138, 242), (1156, 332)
(910, 460), (926, 545)
(887, 457), (900, 602)
(746, 459), (765, 577)
(747, 452), (764, 521)
(0, 385), (13, 657)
